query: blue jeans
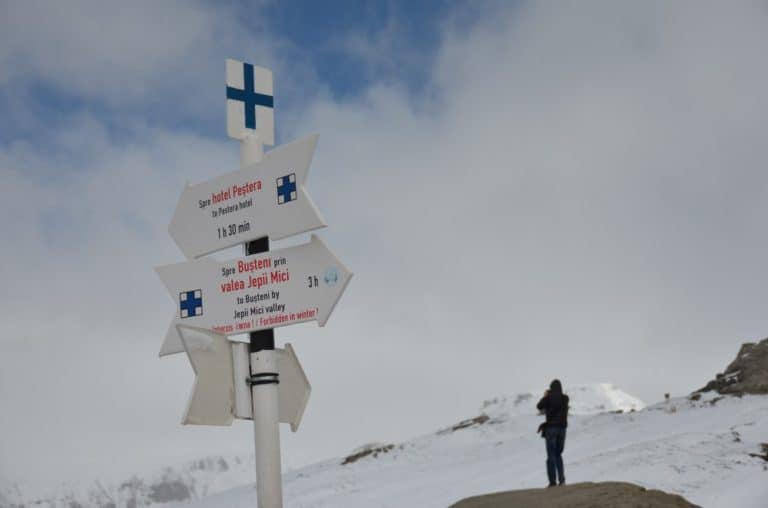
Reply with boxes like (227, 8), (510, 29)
(544, 426), (566, 485)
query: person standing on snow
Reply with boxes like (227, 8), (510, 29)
(537, 379), (569, 487)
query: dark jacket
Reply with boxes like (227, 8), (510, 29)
(537, 392), (569, 428)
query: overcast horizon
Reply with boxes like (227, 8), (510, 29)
(2, 0), (768, 493)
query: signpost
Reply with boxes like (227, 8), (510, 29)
(168, 135), (326, 259)
(176, 326), (311, 431)
(156, 59), (352, 508)
(157, 234), (352, 341)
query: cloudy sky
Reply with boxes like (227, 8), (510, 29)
(2, 0), (768, 493)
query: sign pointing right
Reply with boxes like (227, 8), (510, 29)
(157, 234), (352, 356)
(168, 135), (326, 259)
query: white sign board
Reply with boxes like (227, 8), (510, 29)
(178, 326), (311, 430)
(226, 58), (274, 145)
(168, 135), (325, 259)
(157, 234), (352, 355)
(178, 326), (235, 426)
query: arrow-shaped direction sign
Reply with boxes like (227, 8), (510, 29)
(276, 343), (311, 432)
(168, 135), (326, 259)
(157, 234), (352, 356)
(178, 326), (235, 426)
(178, 326), (311, 430)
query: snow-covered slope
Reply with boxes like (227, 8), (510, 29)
(0, 455), (256, 508)
(0, 384), (643, 508)
(480, 383), (645, 420)
(4, 385), (765, 507)
(183, 389), (767, 508)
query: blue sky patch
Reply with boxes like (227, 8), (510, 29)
(0, 1), (486, 147)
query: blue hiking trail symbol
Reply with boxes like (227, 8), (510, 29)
(226, 62), (274, 130)
(276, 173), (297, 204)
(179, 289), (203, 319)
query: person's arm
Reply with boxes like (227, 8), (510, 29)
(536, 392), (549, 412)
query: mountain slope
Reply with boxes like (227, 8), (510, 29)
(0, 455), (256, 508)
(4, 384), (765, 507)
(182, 387), (768, 508)
(0, 384), (644, 508)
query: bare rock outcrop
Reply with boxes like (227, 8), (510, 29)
(449, 482), (699, 508)
(698, 337), (768, 395)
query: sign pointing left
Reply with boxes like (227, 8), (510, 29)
(168, 135), (326, 259)
(177, 326), (235, 426)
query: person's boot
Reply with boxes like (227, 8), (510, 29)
(546, 460), (556, 487)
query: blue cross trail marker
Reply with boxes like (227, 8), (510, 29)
(276, 173), (297, 204)
(227, 62), (274, 130)
(225, 59), (275, 144)
(179, 289), (203, 319)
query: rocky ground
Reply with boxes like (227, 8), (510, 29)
(449, 482), (699, 508)
(698, 337), (768, 395)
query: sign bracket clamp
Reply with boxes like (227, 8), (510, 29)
(247, 372), (280, 386)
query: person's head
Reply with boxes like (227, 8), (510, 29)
(550, 379), (563, 395)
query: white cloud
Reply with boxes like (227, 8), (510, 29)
(285, 0), (768, 462)
(0, 0), (278, 113)
(2, 0), (768, 494)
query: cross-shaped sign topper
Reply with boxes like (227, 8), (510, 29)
(226, 59), (274, 145)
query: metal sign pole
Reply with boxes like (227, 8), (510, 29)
(241, 135), (283, 508)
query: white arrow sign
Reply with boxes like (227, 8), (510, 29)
(275, 343), (311, 432)
(168, 135), (326, 259)
(178, 326), (311, 430)
(178, 326), (235, 426)
(157, 234), (352, 356)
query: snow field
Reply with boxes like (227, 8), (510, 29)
(182, 386), (768, 508)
